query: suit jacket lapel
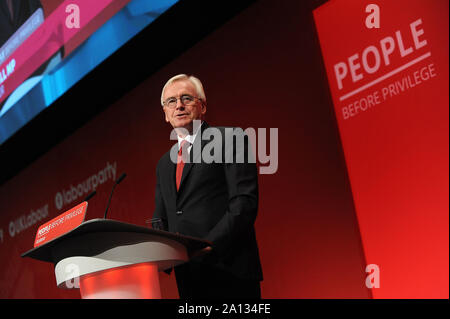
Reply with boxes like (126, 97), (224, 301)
(163, 143), (177, 201)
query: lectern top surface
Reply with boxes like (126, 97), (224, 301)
(21, 218), (212, 263)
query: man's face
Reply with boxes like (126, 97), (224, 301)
(162, 79), (206, 134)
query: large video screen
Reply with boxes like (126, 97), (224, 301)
(0, 0), (178, 145)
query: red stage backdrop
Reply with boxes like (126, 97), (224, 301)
(0, 0), (380, 298)
(314, 0), (449, 298)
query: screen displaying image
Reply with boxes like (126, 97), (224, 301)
(0, 0), (178, 145)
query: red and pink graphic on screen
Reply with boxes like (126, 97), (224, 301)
(0, 0), (130, 104)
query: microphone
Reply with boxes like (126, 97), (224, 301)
(83, 190), (96, 202)
(82, 190), (96, 220)
(115, 173), (127, 185)
(103, 173), (126, 219)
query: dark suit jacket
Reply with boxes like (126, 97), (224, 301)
(153, 122), (263, 281)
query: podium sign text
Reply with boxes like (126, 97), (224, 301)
(34, 202), (88, 247)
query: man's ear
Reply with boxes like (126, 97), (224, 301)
(201, 102), (207, 116)
(164, 109), (169, 122)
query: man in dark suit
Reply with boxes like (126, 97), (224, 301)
(153, 74), (263, 298)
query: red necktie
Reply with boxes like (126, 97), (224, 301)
(176, 140), (189, 191)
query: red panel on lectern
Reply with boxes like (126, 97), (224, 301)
(79, 263), (160, 299)
(314, 0), (449, 298)
(34, 201), (87, 247)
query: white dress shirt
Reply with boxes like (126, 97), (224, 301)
(177, 121), (203, 154)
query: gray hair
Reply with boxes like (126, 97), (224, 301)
(160, 74), (206, 106)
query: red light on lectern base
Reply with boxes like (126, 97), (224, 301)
(79, 262), (161, 299)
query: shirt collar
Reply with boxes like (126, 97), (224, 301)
(177, 121), (203, 149)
